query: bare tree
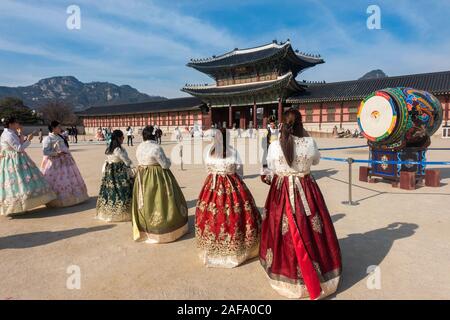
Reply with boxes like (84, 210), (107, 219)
(39, 101), (78, 125)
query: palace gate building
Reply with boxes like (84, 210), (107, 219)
(78, 40), (450, 137)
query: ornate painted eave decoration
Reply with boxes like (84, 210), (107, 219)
(182, 72), (305, 98)
(186, 40), (324, 72)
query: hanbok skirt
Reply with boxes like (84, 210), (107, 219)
(41, 153), (89, 208)
(259, 174), (342, 300)
(131, 165), (188, 243)
(195, 173), (261, 268)
(96, 162), (134, 222)
(0, 150), (56, 216)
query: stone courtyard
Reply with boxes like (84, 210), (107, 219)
(0, 136), (449, 300)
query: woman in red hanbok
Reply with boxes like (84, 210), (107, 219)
(260, 108), (342, 299)
(195, 129), (261, 268)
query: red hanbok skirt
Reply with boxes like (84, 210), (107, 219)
(260, 174), (342, 299)
(195, 173), (261, 268)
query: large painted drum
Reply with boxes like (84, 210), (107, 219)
(357, 88), (443, 147)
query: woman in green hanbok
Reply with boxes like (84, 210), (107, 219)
(0, 117), (56, 215)
(96, 130), (134, 222)
(131, 126), (188, 243)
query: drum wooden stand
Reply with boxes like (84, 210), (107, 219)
(358, 147), (440, 190)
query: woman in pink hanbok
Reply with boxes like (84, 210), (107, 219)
(41, 121), (89, 207)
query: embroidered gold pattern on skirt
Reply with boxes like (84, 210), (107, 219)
(196, 223), (259, 258)
(262, 208), (267, 220)
(207, 202), (218, 215)
(313, 261), (322, 276)
(311, 215), (323, 234)
(198, 200), (207, 212)
(281, 213), (289, 235)
(244, 200), (253, 212)
(233, 203), (242, 214)
(265, 248), (273, 269)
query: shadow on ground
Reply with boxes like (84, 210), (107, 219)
(436, 167), (450, 180)
(11, 197), (98, 219)
(330, 222), (419, 297)
(0, 225), (115, 250)
(331, 213), (346, 224)
(313, 168), (339, 180)
(186, 199), (198, 209)
(177, 214), (196, 242)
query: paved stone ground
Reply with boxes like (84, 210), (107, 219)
(0, 137), (449, 300)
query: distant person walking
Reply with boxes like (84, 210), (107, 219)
(38, 129), (43, 144)
(126, 126), (134, 146)
(174, 127), (182, 142)
(155, 127), (163, 144)
(73, 126), (78, 143)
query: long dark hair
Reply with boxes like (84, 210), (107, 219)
(2, 116), (18, 128)
(105, 130), (124, 154)
(142, 125), (155, 141)
(48, 120), (69, 148)
(212, 128), (231, 159)
(280, 108), (304, 167)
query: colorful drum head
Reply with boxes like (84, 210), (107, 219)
(358, 91), (397, 142)
(359, 87), (443, 148)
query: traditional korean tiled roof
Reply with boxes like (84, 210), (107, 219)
(187, 40), (323, 73)
(181, 72), (306, 97)
(77, 97), (205, 116)
(288, 71), (450, 103)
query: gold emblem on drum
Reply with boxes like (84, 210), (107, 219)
(371, 110), (380, 120)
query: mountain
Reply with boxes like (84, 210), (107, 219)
(0, 76), (166, 111)
(359, 69), (387, 80)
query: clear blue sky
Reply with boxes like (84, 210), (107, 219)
(0, 0), (449, 98)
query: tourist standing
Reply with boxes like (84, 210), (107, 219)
(38, 128), (43, 144)
(237, 127), (242, 138)
(260, 108), (342, 300)
(105, 128), (112, 146)
(73, 126), (78, 143)
(0, 117), (56, 215)
(195, 128), (261, 268)
(96, 130), (134, 222)
(41, 121), (89, 207)
(155, 126), (163, 144)
(126, 126), (134, 146)
(174, 127), (182, 142)
(266, 119), (279, 149)
(131, 126), (188, 243)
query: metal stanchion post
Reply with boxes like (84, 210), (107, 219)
(342, 157), (359, 206)
(179, 144), (184, 171)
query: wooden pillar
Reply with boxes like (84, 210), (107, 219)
(203, 106), (212, 129)
(445, 96), (449, 126)
(339, 101), (344, 129)
(253, 100), (257, 128)
(319, 103), (323, 131)
(277, 99), (283, 123)
(262, 106), (269, 128)
(240, 107), (247, 129)
(228, 105), (233, 129)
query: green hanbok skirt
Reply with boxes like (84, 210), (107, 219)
(132, 165), (188, 243)
(0, 150), (56, 216)
(96, 162), (134, 222)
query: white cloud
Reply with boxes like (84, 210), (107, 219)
(0, 0), (449, 98)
